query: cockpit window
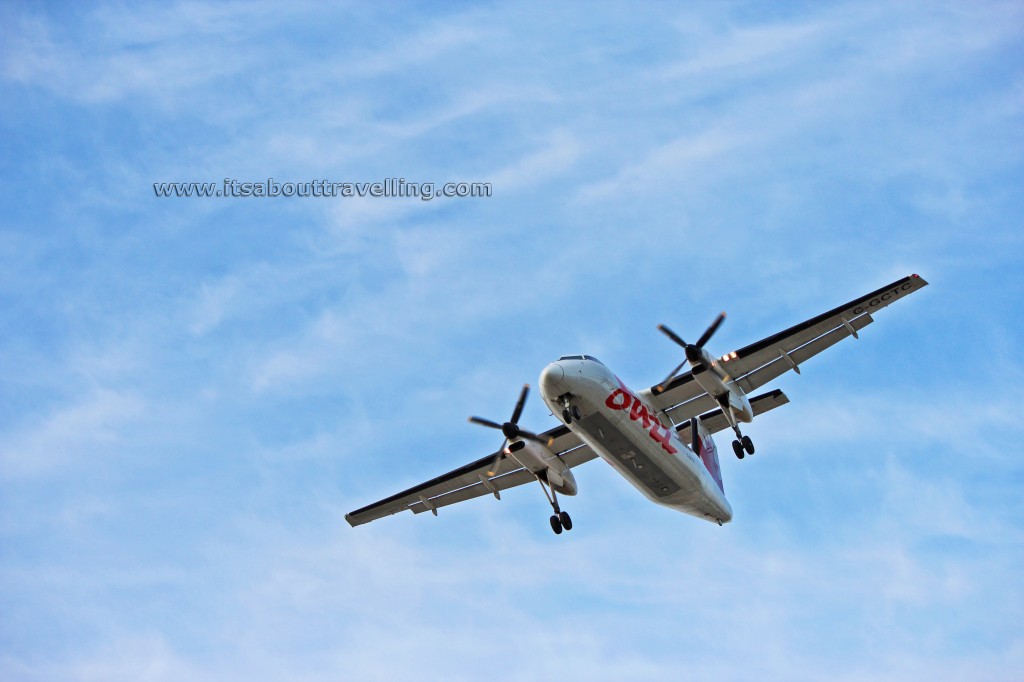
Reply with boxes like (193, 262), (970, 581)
(557, 354), (604, 366)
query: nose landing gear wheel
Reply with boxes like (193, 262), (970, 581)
(571, 406), (582, 421)
(562, 408), (572, 424)
(558, 511), (572, 531)
(549, 514), (563, 534)
(741, 435), (755, 455)
(732, 439), (745, 459)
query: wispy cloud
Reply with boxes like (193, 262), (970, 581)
(0, 388), (145, 478)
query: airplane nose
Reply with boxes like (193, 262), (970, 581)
(539, 363), (566, 396)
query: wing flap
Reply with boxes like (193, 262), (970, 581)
(663, 393), (720, 426)
(545, 425), (580, 457)
(346, 427), (594, 527)
(675, 389), (790, 441)
(652, 275), (926, 414)
(649, 371), (702, 409)
(408, 468), (537, 514)
(734, 313), (873, 394)
(720, 275), (926, 381)
(345, 449), (512, 526)
(559, 443), (599, 468)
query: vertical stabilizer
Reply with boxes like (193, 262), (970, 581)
(690, 416), (723, 493)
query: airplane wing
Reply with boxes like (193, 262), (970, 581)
(345, 425), (597, 527)
(651, 274), (929, 421)
(674, 389), (790, 442)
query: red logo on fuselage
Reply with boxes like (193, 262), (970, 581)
(604, 378), (678, 455)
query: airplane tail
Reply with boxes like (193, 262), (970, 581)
(689, 416), (723, 493)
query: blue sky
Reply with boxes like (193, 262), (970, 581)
(1, 1), (1021, 680)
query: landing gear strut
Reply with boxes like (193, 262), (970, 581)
(538, 478), (572, 535)
(716, 396), (755, 460)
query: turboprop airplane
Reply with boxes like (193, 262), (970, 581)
(346, 274), (928, 534)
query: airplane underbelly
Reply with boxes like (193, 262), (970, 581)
(571, 408), (731, 524)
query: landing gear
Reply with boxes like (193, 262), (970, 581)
(549, 511), (573, 534)
(729, 420), (755, 459)
(731, 436), (755, 458)
(560, 396), (582, 425)
(538, 478), (573, 535)
(717, 395), (754, 460)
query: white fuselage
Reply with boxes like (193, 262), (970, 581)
(539, 357), (733, 524)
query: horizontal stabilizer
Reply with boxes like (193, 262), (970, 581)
(675, 389), (789, 441)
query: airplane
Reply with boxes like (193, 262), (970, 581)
(346, 274), (928, 534)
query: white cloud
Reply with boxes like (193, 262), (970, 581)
(658, 19), (828, 80)
(485, 131), (582, 190)
(0, 389), (145, 478)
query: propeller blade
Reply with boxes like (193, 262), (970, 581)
(472, 383), (552, 475)
(486, 438), (509, 477)
(690, 417), (700, 455)
(657, 324), (688, 349)
(657, 359), (688, 392)
(695, 312), (726, 349)
(516, 429), (552, 446)
(510, 384), (529, 424)
(468, 416), (503, 430)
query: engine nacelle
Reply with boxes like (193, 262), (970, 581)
(510, 439), (579, 496)
(547, 465), (578, 496)
(727, 390), (753, 423)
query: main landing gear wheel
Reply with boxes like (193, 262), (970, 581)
(558, 511), (573, 531)
(562, 408), (572, 424)
(550, 514), (563, 534)
(571, 406), (582, 421)
(732, 439), (745, 459)
(741, 435), (755, 455)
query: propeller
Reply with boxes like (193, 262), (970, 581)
(656, 312), (726, 391)
(468, 384), (551, 476)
